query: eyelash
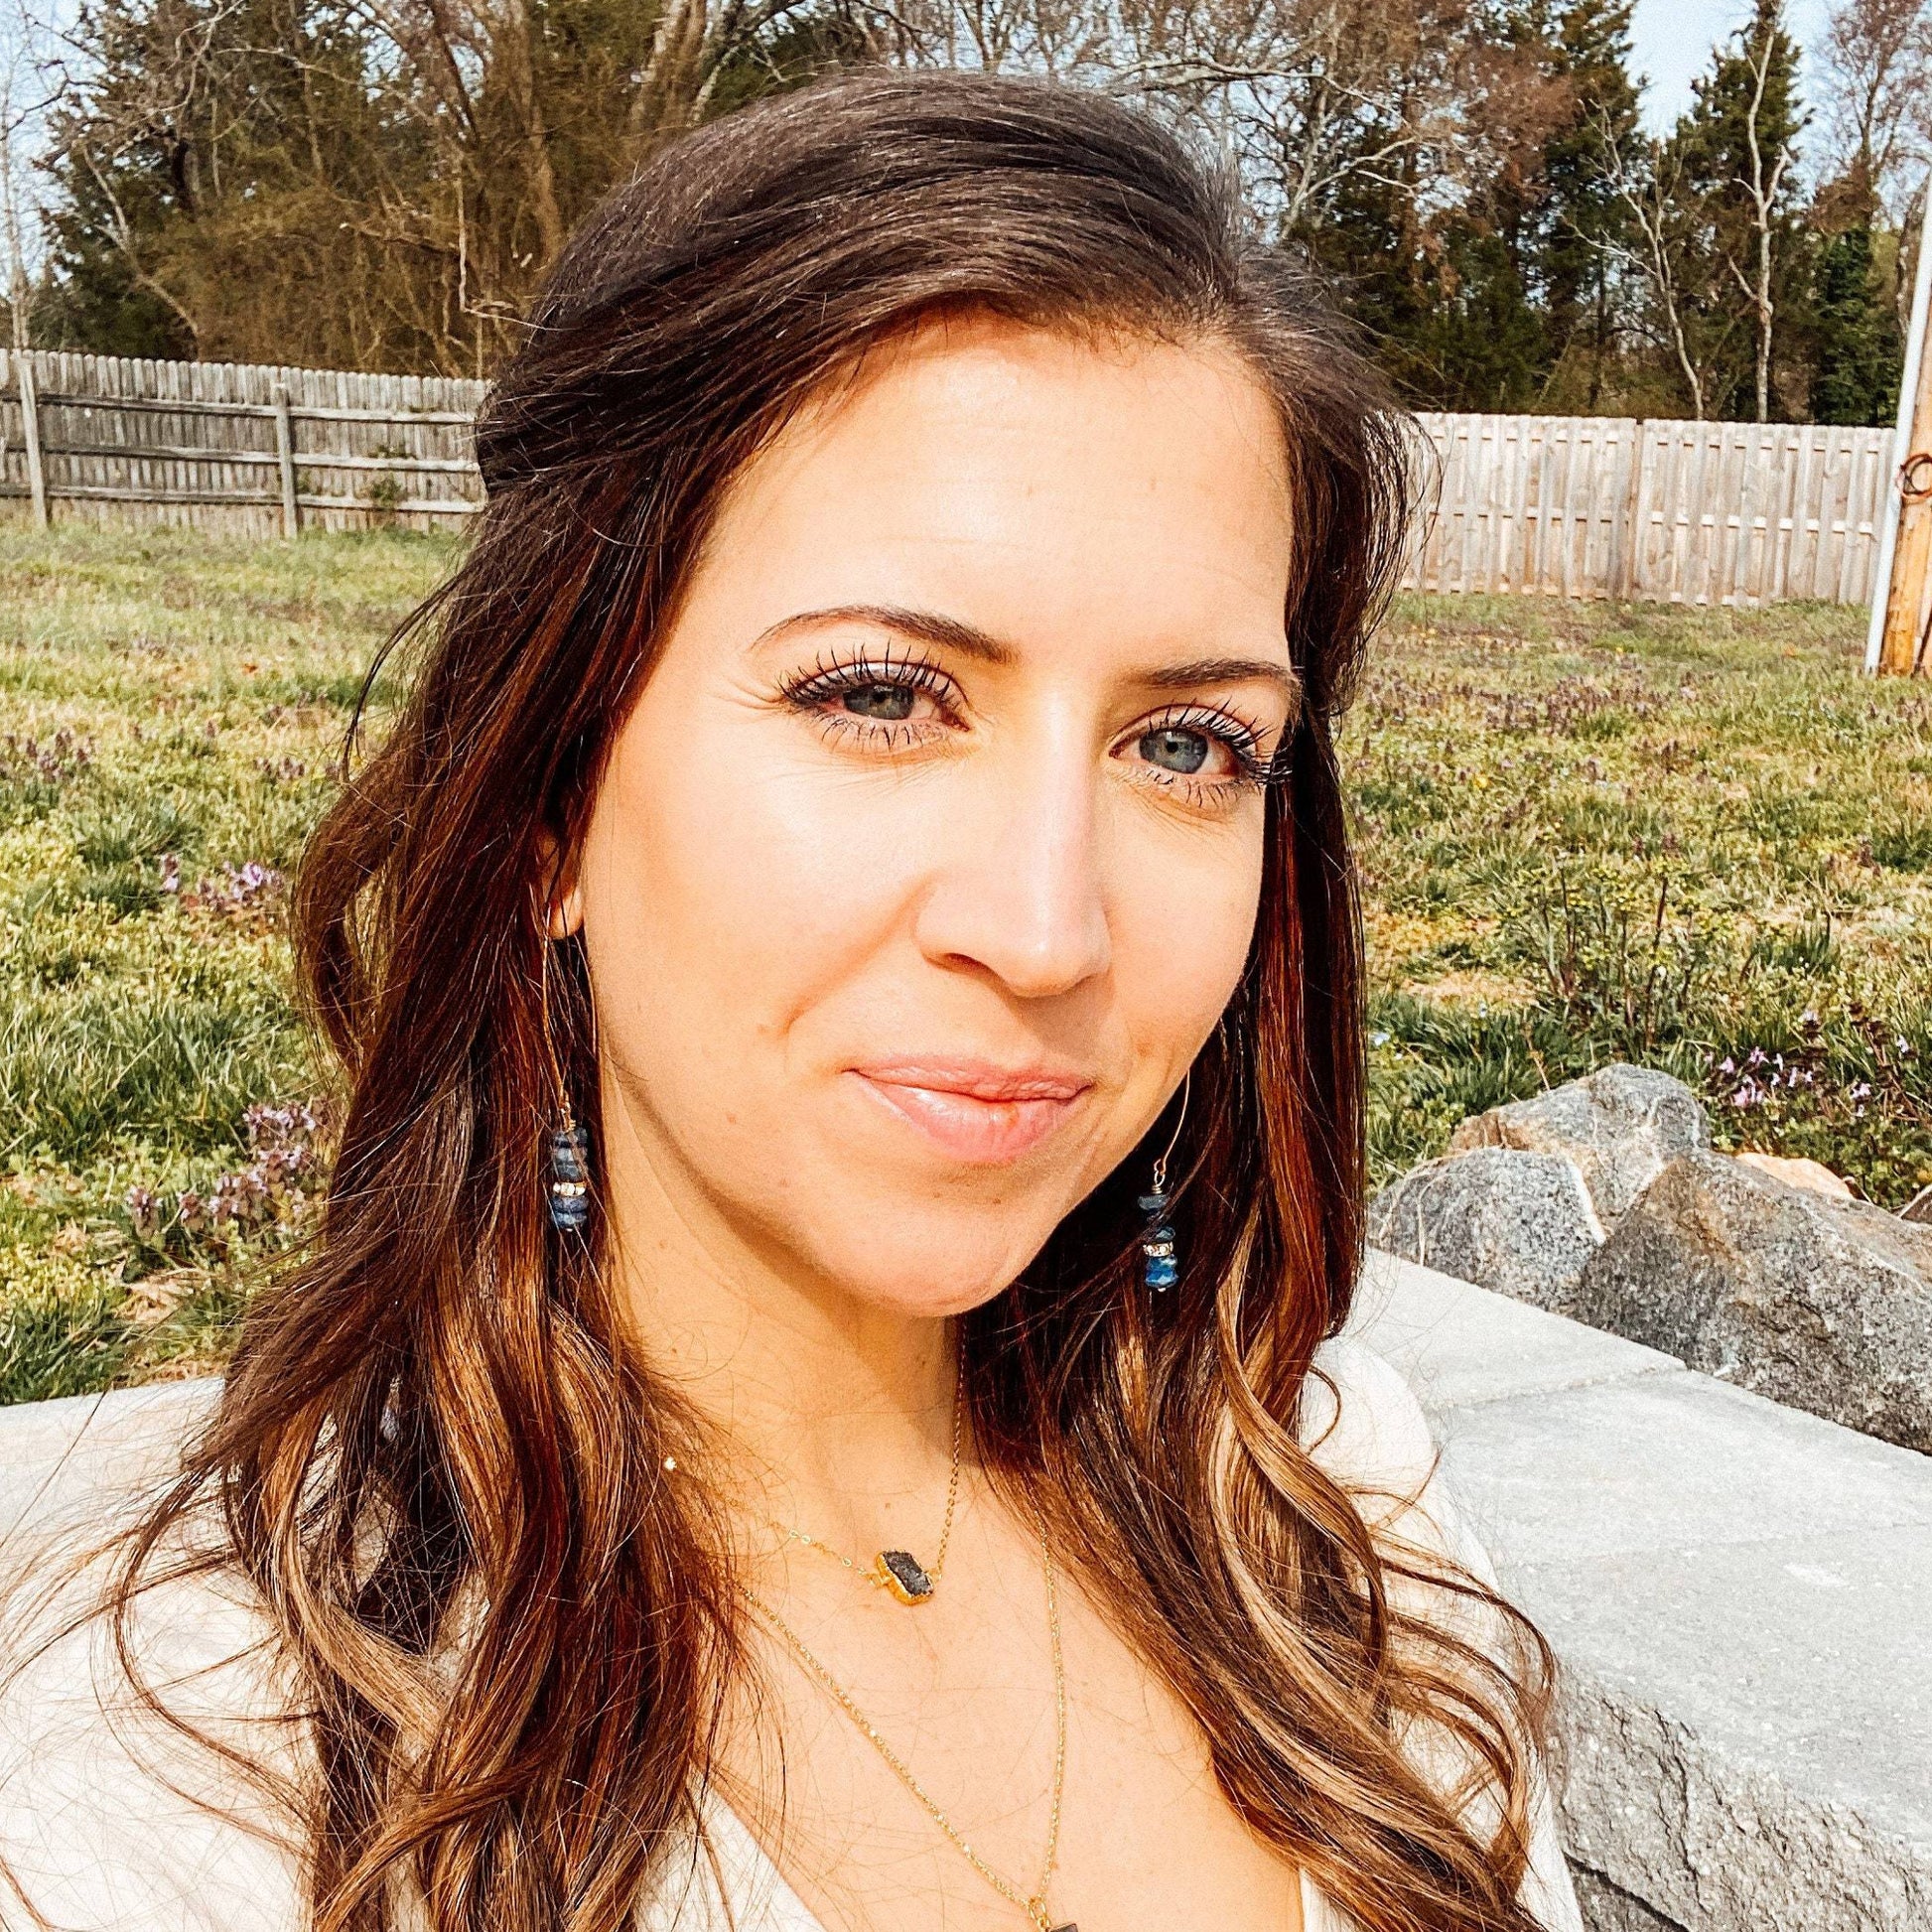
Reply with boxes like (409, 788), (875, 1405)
(776, 651), (1278, 796)
(779, 646), (960, 746)
(1139, 703), (1274, 792)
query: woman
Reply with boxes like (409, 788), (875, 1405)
(2, 71), (1580, 1932)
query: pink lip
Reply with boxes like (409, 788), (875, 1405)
(848, 1058), (1092, 1165)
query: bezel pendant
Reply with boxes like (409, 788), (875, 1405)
(875, 1549), (935, 1604)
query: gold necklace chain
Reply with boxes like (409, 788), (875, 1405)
(740, 1503), (1072, 1932)
(764, 1349), (966, 1605)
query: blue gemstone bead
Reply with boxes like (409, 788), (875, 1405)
(1144, 1254), (1178, 1289)
(549, 1189), (590, 1232)
(550, 1126), (590, 1182)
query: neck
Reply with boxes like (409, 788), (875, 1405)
(599, 1081), (962, 1553)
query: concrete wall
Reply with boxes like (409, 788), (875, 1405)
(1352, 1250), (1932, 1930)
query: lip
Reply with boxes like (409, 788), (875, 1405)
(847, 1057), (1093, 1165)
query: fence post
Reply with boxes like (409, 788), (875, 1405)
(16, 351), (47, 530)
(1615, 419), (1647, 600)
(1868, 191), (1932, 674)
(272, 385), (299, 539)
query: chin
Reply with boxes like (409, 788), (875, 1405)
(809, 1215), (1054, 1319)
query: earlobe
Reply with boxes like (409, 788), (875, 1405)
(535, 834), (587, 938)
(547, 887), (584, 940)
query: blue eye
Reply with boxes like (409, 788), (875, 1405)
(1141, 726), (1209, 774)
(842, 682), (916, 721)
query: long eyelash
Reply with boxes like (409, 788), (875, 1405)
(1141, 703), (1279, 788)
(777, 643), (957, 713)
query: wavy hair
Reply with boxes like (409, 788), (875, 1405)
(64, 69), (1552, 1932)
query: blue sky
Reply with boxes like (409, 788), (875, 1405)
(1632, 0), (1836, 131)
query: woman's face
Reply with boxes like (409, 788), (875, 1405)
(564, 316), (1298, 1319)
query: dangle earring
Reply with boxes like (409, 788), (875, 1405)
(539, 929), (592, 1234)
(1138, 1070), (1190, 1292)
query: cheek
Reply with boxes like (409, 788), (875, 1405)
(1107, 809), (1268, 1073)
(575, 688), (921, 1088)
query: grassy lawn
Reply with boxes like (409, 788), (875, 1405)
(1348, 597), (1932, 1200)
(3, 527), (1929, 1405)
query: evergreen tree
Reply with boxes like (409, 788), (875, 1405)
(1676, 0), (1808, 418)
(1809, 220), (1904, 422)
(1536, 0), (1641, 408)
(1304, 0), (1564, 410)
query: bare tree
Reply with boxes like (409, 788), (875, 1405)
(1588, 105), (1708, 418)
(0, 3), (43, 357)
(1105, 0), (1518, 238)
(1819, 0), (1932, 218)
(1725, 24), (1797, 421)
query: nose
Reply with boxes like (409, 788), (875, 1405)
(910, 718), (1112, 1000)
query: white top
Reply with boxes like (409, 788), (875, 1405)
(0, 1340), (1583, 1932)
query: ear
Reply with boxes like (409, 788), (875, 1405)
(535, 831), (585, 939)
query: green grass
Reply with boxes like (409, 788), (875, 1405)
(0, 526), (449, 1402)
(3, 531), (1929, 1404)
(1345, 597), (1932, 1202)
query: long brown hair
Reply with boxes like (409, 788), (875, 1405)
(74, 70), (1551, 1932)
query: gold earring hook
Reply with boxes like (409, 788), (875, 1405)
(1151, 1068), (1191, 1195)
(537, 901), (576, 1139)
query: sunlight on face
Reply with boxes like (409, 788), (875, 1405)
(568, 314), (1298, 1317)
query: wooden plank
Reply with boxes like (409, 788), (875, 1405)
(1616, 421), (1645, 599)
(18, 353), (47, 529)
(296, 492), (484, 516)
(291, 403), (475, 426)
(34, 391), (475, 426)
(0, 482), (285, 506)
(273, 387), (299, 539)
(43, 440), (282, 466)
(27, 438), (476, 477)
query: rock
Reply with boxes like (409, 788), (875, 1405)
(1900, 1183), (1932, 1226)
(1732, 1151), (1853, 1199)
(1567, 1152), (1932, 1452)
(1367, 1148), (1604, 1311)
(1449, 1063), (1710, 1226)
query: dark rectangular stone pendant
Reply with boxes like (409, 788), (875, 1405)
(875, 1549), (934, 1604)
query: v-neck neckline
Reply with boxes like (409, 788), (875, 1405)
(692, 1793), (1342, 1931)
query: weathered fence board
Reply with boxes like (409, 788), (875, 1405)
(1407, 412), (1893, 606)
(0, 351), (1895, 603)
(0, 350), (485, 538)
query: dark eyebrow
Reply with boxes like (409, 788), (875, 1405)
(1142, 656), (1302, 704)
(755, 605), (1301, 704)
(753, 604), (1017, 665)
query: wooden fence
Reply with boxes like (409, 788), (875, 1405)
(0, 349), (484, 539)
(1406, 412), (1893, 606)
(0, 351), (1898, 604)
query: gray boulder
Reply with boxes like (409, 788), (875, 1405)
(1450, 1063), (1710, 1227)
(1367, 1147), (1604, 1310)
(1568, 1152), (1932, 1453)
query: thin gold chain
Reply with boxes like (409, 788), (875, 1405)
(766, 1344), (966, 1590)
(741, 1503), (1069, 1932)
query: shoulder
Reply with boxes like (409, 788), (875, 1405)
(1301, 1341), (1585, 1932)
(0, 1382), (307, 1932)
(1301, 1334), (1471, 1561)
(1302, 1334), (1438, 1491)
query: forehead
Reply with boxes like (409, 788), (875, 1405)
(686, 314), (1297, 666)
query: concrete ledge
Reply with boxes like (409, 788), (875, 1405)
(1353, 1250), (1932, 1931)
